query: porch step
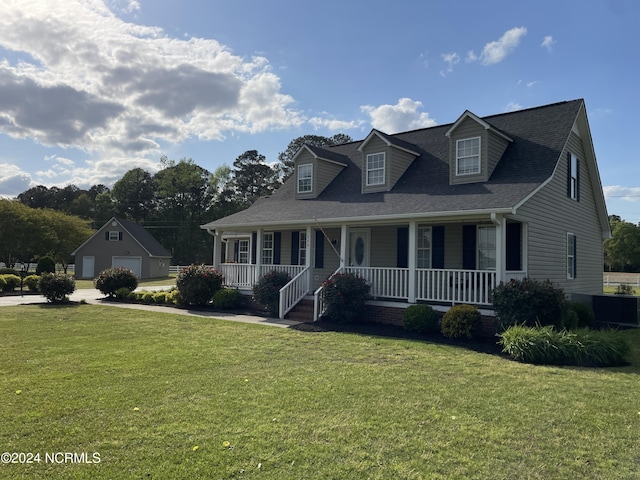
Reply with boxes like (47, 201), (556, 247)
(285, 298), (314, 322)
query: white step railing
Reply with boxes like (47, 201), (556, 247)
(313, 267), (343, 321)
(278, 267), (311, 319)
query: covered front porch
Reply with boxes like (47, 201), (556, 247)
(208, 213), (527, 320)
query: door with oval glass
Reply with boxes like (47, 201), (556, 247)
(349, 228), (370, 267)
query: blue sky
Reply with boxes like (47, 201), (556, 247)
(1, 0), (639, 222)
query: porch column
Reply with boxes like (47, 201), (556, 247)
(305, 226), (312, 268)
(408, 221), (417, 303)
(340, 224), (348, 269)
(212, 230), (221, 270)
(255, 228), (263, 284)
(492, 213), (505, 284)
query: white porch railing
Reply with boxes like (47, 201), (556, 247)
(345, 266), (410, 299)
(417, 269), (496, 305)
(278, 266), (311, 319)
(218, 263), (257, 289)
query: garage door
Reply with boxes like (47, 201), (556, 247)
(112, 257), (142, 277)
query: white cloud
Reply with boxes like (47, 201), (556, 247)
(541, 35), (555, 52)
(440, 52), (460, 76)
(309, 116), (364, 131)
(603, 186), (640, 202)
(466, 50), (478, 63)
(361, 98), (437, 134)
(0, 163), (32, 195)
(478, 27), (527, 65)
(505, 102), (524, 112)
(0, 0), (304, 187)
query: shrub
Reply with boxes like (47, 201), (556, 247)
(570, 302), (596, 328)
(36, 256), (56, 275)
(141, 291), (155, 304)
(0, 267), (18, 275)
(0, 276), (6, 292)
(153, 291), (168, 304)
(23, 275), (40, 292)
(322, 272), (371, 324)
(114, 287), (134, 300)
(614, 283), (635, 295)
(441, 304), (481, 340)
(403, 304), (440, 334)
(94, 267), (139, 297)
(253, 270), (291, 316)
(499, 325), (630, 367)
(166, 289), (182, 305)
(492, 278), (568, 331)
(213, 288), (244, 309)
(176, 264), (224, 306)
(1, 274), (21, 292)
(38, 273), (75, 303)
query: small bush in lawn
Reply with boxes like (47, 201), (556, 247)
(38, 273), (75, 303)
(570, 302), (596, 328)
(614, 283), (635, 295)
(23, 275), (40, 292)
(441, 304), (481, 340)
(153, 291), (168, 304)
(499, 325), (630, 367)
(176, 264), (224, 306)
(0, 267), (18, 275)
(94, 267), (138, 297)
(492, 278), (568, 331)
(322, 272), (371, 324)
(1, 274), (21, 292)
(36, 256), (56, 275)
(253, 270), (291, 316)
(404, 304), (440, 334)
(213, 288), (244, 309)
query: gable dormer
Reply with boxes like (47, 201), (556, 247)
(357, 129), (420, 193)
(293, 145), (348, 199)
(445, 110), (513, 185)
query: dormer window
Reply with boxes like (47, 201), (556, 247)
(297, 164), (313, 193)
(456, 137), (481, 175)
(366, 152), (385, 186)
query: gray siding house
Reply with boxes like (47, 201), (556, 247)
(201, 99), (610, 321)
(72, 217), (172, 279)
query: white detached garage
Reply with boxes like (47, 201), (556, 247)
(72, 217), (172, 279)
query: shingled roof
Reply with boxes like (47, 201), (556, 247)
(204, 99), (585, 229)
(117, 218), (172, 257)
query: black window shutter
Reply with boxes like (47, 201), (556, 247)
(432, 226), (445, 269)
(573, 234), (577, 278)
(251, 232), (257, 264)
(576, 159), (580, 202)
(105, 231), (109, 240)
(314, 230), (324, 268)
(118, 232), (123, 241)
(506, 222), (522, 271)
(462, 225), (477, 270)
(291, 232), (300, 265)
(396, 227), (408, 268)
(567, 152), (572, 198)
(233, 241), (239, 263)
(273, 232), (281, 265)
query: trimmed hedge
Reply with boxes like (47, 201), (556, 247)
(441, 304), (481, 340)
(403, 304), (440, 334)
(0, 274), (21, 292)
(95, 267), (139, 297)
(321, 272), (370, 324)
(213, 288), (244, 309)
(499, 325), (630, 367)
(176, 264), (224, 306)
(38, 273), (76, 304)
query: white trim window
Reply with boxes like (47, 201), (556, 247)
(299, 231), (307, 266)
(238, 239), (249, 264)
(108, 231), (121, 241)
(569, 153), (579, 200)
(262, 233), (274, 265)
(417, 226), (432, 268)
(366, 152), (385, 186)
(567, 233), (576, 279)
(456, 137), (481, 175)
(478, 226), (496, 270)
(298, 164), (313, 193)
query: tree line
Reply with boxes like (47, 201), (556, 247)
(8, 134), (352, 266)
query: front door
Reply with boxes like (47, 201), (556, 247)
(82, 256), (94, 278)
(349, 228), (370, 267)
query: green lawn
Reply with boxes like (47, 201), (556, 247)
(1, 305), (639, 479)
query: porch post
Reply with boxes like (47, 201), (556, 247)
(255, 228), (263, 284)
(408, 221), (417, 303)
(212, 230), (221, 270)
(340, 224), (348, 269)
(305, 226), (312, 268)
(492, 213), (505, 284)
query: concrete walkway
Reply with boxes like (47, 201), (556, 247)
(0, 287), (301, 329)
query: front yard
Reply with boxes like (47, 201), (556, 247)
(1, 304), (639, 479)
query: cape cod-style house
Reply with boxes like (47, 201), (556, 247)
(201, 99), (610, 322)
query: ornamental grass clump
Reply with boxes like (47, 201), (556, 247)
(95, 267), (138, 297)
(176, 264), (224, 306)
(499, 325), (630, 367)
(322, 272), (370, 324)
(38, 273), (76, 303)
(253, 270), (291, 316)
